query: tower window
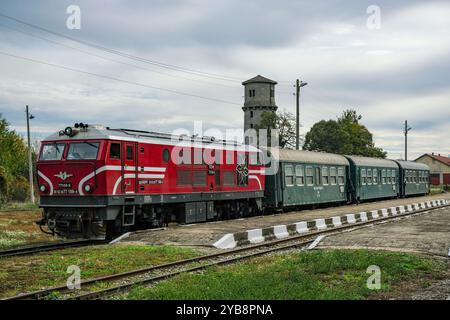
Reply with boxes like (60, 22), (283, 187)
(249, 89), (255, 97)
(250, 111), (253, 118)
(250, 123), (253, 129)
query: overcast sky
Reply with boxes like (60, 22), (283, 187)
(0, 0), (449, 159)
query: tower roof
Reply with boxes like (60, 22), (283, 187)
(242, 75), (277, 85)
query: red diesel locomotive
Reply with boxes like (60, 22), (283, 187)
(36, 124), (265, 239)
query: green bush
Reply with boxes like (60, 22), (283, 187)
(9, 176), (30, 202)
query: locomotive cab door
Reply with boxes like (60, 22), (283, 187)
(122, 142), (138, 194)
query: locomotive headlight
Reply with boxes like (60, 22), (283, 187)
(65, 126), (73, 136)
(84, 183), (93, 193)
(39, 184), (47, 193)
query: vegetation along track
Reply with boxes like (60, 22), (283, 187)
(0, 240), (106, 258)
(5, 203), (449, 300)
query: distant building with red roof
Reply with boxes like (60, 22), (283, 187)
(415, 153), (450, 185)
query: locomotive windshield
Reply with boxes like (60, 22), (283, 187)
(40, 143), (66, 161)
(67, 142), (100, 160)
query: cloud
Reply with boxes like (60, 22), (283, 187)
(0, 0), (449, 160)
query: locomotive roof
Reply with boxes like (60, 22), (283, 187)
(268, 148), (349, 166)
(394, 160), (430, 171)
(43, 125), (260, 152)
(345, 155), (398, 168)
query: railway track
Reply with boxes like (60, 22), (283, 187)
(4, 203), (449, 301)
(0, 240), (105, 258)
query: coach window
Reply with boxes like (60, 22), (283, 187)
(322, 167), (329, 185)
(392, 170), (396, 184)
(381, 170), (386, 184)
(306, 166), (314, 186)
(315, 167), (322, 186)
(295, 165), (304, 186)
(338, 167), (345, 185)
(361, 169), (366, 185)
(373, 169), (378, 184)
(330, 167), (337, 185)
(109, 143), (121, 159)
(284, 165), (294, 187)
(367, 169), (372, 185)
(162, 148), (170, 163)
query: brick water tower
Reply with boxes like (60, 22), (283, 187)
(242, 75), (278, 134)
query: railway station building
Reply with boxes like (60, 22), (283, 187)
(415, 153), (450, 185)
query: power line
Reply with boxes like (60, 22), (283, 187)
(0, 50), (241, 105)
(0, 12), (244, 82)
(0, 22), (240, 90)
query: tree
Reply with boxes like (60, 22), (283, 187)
(0, 114), (33, 204)
(254, 110), (297, 149)
(303, 109), (387, 158)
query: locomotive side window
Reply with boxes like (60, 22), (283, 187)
(109, 143), (121, 159)
(67, 142), (99, 160)
(126, 145), (134, 160)
(40, 143), (65, 161)
(162, 148), (170, 163)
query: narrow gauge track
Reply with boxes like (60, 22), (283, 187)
(0, 240), (105, 258)
(5, 203), (449, 300)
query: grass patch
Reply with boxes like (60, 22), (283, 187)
(124, 249), (446, 300)
(0, 244), (200, 298)
(0, 202), (40, 211)
(0, 209), (54, 249)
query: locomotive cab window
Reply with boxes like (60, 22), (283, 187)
(67, 142), (100, 160)
(109, 143), (121, 159)
(40, 143), (66, 161)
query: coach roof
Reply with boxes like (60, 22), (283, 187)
(395, 160), (430, 171)
(268, 148), (349, 166)
(345, 155), (398, 168)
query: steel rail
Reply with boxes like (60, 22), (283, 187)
(0, 239), (105, 258)
(5, 203), (449, 300)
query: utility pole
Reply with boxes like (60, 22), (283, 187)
(25, 105), (35, 204)
(295, 79), (308, 150)
(404, 120), (412, 161)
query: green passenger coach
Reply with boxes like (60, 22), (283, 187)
(264, 149), (350, 210)
(394, 160), (430, 197)
(345, 155), (399, 202)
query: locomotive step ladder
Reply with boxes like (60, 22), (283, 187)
(122, 204), (135, 226)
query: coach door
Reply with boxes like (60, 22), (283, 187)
(122, 142), (138, 194)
